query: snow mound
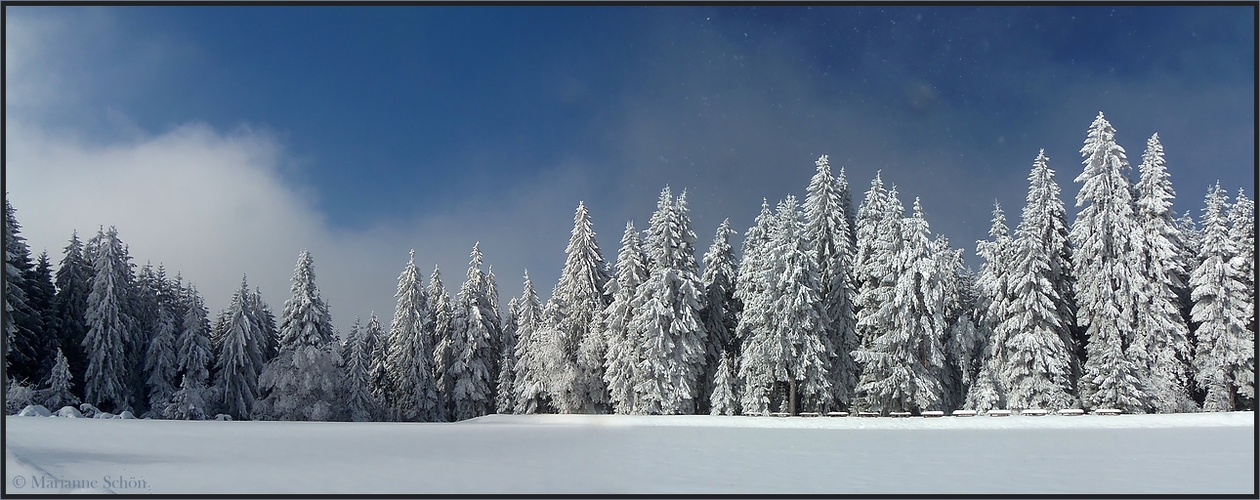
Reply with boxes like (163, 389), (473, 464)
(463, 411), (1254, 429)
(55, 406), (84, 418)
(93, 412), (115, 419)
(117, 410), (137, 419)
(17, 405), (51, 417)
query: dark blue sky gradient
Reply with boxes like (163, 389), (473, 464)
(12, 5), (1254, 280)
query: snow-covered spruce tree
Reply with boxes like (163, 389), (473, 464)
(602, 223), (650, 414)
(1072, 112), (1148, 413)
(931, 236), (972, 411)
(496, 297), (519, 414)
(854, 196), (949, 415)
(940, 250), (983, 408)
(245, 287), (280, 364)
(539, 201), (612, 414)
(167, 287), (213, 420)
(254, 251), (345, 421)
(1013, 152), (1083, 392)
(1175, 210), (1202, 327)
(365, 313), (391, 416)
(81, 226), (133, 412)
(630, 188), (708, 415)
(998, 194), (1077, 411)
(966, 205), (1013, 413)
(343, 318), (379, 422)
(852, 174), (902, 358)
(803, 155), (859, 410)
(836, 166), (858, 252)
(385, 251), (439, 422)
(41, 348), (80, 410)
(447, 244), (497, 421)
(5, 199), (47, 385)
(1227, 193), (1255, 322)
(214, 278), (264, 420)
(768, 196), (831, 414)
(1133, 135), (1197, 413)
(697, 219), (740, 414)
(1190, 184), (1253, 411)
(429, 265), (456, 420)
(735, 199), (778, 414)
(512, 271), (552, 413)
(144, 305), (180, 417)
(709, 352), (739, 415)
(54, 231), (93, 399)
(25, 253), (60, 381)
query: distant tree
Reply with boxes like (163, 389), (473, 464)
(254, 250), (345, 421)
(1190, 184), (1252, 411)
(1072, 112), (1148, 412)
(697, 219), (740, 414)
(365, 313), (391, 416)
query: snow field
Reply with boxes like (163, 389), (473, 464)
(5, 412), (1254, 494)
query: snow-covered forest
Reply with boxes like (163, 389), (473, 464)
(4, 111), (1255, 421)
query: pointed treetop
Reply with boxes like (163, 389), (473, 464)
(989, 202), (1009, 239)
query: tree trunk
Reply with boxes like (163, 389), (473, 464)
(789, 378), (798, 415)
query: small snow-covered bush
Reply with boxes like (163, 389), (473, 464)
(6, 379), (37, 415)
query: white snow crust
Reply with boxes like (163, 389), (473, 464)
(5, 412), (1254, 494)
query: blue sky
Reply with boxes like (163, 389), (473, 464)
(6, 5), (1254, 331)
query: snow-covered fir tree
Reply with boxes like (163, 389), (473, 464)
(1071, 112), (1148, 412)
(1133, 135), (1197, 413)
(365, 313), (391, 415)
(836, 167), (858, 252)
(168, 287), (213, 420)
(343, 317), (379, 422)
(447, 244), (497, 420)
(496, 297), (519, 414)
(541, 202), (612, 414)
(254, 250), (345, 421)
(1226, 190), (1255, 385)
(995, 157), (1079, 410)
(735, 199), (778, 414)
(853, 196), (949, 415)
(245, 288), (280, 364)
(512, 271), (551, 414)
(940, 254), (983, 407)
(766, 196), (831, 414)
(803, 155), (859, 410)
(54, 231), (93, 399)
(697, 219), (740, 415)
(852, 175), (903, 360)
(214, 277), (264, 420)
(629, 188), (708, 415)
(5, 199), (49, 385)
(709, 352), (739, 415)
(429, 265), (456, 420)
(602, 223), (650, 414)
(41, 348), (80, 410)
(81, 226), (133, 412)
(25, 252), (59, 383)
(1190, 184), (1253, 411)
(144, 305), (180, 417)
(385, 251), (440, 422)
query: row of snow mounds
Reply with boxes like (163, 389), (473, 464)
(15, 405), (137, 419)
(13, 404), (235, 420)
(459, 412), (1255, 430)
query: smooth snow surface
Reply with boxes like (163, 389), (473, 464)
(5, 412), (1254, 494)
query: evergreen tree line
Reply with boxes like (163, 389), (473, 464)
(4, 111), (1255, 420)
